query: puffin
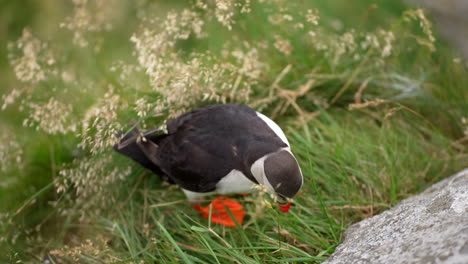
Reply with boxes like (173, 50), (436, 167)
(114, 104), (303, 226)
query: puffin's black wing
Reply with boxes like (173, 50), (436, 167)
(157, 104), (287, 192)
(158, 133), (237, 192)
(113, 128), (174, 183)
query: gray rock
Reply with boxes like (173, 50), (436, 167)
(324, 169), (468, 264)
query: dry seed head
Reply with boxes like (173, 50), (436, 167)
(164, 9), (205, 39)
(231, 47), (265, 80)
(0, 130), (23, 173)
(252, 184), (278, 209)
(403, 9), (436, 51)
(57, 153), (132, 220)
(135, 98), (154, 118)
(23, 98), (76, 135)
(215, 0), (235, 30)
(240, 0), (252, 13)
(79, 86), (126, 154)
(294, 23), (304, 30)
(9, 29), (47, 84)
(349, 99), (388, 110)
(274, 35), (293, 57)
(132, 9), (262, 117)
(143, 223), (151, 237)
(268, 11), (294, 26)
(384, 107), (402, 120)
(252, 183), (269, 193)
(1, 89), (23, 110)
(341, 31), (357, 53)
(283, 14), (293, 21)
(49, 235), (115, 262)
(379, 30), (395, 57)
(195, 0), (208, 9)
(268, 13), (285, 25)
(361, 33), (380, 50)
(60, 0), (116, 47)
(306, 9), (320, 25)
(462, 117), (468, 136)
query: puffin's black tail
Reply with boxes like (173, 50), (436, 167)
(114, 127), (173, 183)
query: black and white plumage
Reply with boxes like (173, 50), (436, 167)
(114, 104), (303, 206)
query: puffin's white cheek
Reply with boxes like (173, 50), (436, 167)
(250, 155), (268, 184)
(262, 173), (276, 194)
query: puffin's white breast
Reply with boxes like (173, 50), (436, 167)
(216, 169), (256, 194)
(182, 170), (255, 202)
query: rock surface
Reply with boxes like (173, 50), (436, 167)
(409, 0), (468, 59)
(324, 169), (468, 264)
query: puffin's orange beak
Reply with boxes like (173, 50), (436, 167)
(278, 202), (291, 213)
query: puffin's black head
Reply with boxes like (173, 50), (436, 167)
(263, 150), (303, 212)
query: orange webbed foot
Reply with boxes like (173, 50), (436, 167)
(192, 196), (246, 227)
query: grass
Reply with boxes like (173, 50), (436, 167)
(1, 0), (467, 263)
(30, 109), (462, 263)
